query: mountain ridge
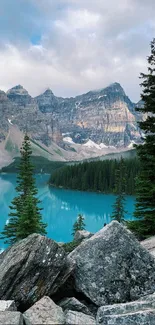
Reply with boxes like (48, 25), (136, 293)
(0, 82), (143, 168)
(2, 82), (138, 104)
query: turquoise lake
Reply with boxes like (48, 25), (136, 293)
(0, 174), (135, 251)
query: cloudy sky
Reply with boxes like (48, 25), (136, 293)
(0, 0), (154, 101)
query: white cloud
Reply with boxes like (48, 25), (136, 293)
(55, 9), (100, 33)
(0, 0), (155, 101)
(0, 44), (83, 96)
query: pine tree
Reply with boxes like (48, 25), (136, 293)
(111, 157), (127, 223)
(51, 158), (139, 195)
(0, 134), (47, 245)
(128, 39), (155, 239)
(72, 214), (86, 237)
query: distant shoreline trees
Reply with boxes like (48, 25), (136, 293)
(0, 134), (47, 245)
(50, 157), (140, 195)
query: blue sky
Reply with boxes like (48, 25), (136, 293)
(0, 0), (155, 101)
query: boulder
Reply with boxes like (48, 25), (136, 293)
(65, 310), (96, 325)
(59, 297), (92, 315)
(96, 310), (155, 325)
(70, 221), (155, 306)
(74, 230), (93, 242)
(141, 236), (155, 257)
(0, 311), (23, 325)
(0, 300), (17, 311)
(23, 296), (64, 325)
(97, 300), (155, 316)
(97, 293), (155, 324)
(0, 234), (74, 309)
(138, 292), (155, 302)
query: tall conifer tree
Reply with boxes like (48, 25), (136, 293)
(111, 157), (127, 223)
(1, 135), (47, 244)
(128, 39), (155, 238)
(72, 214), (86, 237)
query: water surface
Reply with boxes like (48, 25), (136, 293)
(0, 174), (135, 251)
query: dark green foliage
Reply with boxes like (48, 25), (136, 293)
(72, 214), (86, 237)
(0, 156), (65, 174)
(63, 239), (82, 253)
(111, 158), (127, 223)
(63, 214), (86, 253)
(0, 135), (47, 245)
(127, 39), (155, 239)
(50, 157), (140, 195)
(112, 195), (126, 223)
(16, 193), (46, 240)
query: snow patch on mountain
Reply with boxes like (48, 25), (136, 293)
(83, 140), (112, 150)
(8, 119), (13, 125)
(100, 143), (108, 149)
(62, 132), (72, 136)
(128, 141), (136, 149)
(84, 140), (101, 149)
(98, 95), (107, 99)
(63, 137), (75, 144)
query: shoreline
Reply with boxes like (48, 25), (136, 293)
(49, 182), (135, 197)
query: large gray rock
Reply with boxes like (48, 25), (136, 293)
(0, 300), (17, 311)
(65, 310), (96, 325)
(97, 293), (155, 324)
(70, 221), (155, 306)
(24, 296), (64, 325)
(97, 300), (155, 316)
(59, 297), (92, 315)
(0, 234), (74, 308)
(74, 230), (93, 242)
(141, 236), (155, 257)
(138, 292), (155, 302)
(97, 310), (155, 325)
(0, 312), (23, 325)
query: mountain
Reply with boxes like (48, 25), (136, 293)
(0, 83), (142, 167)
(7, 85), (32, 105)
(35, 82), (142, 147)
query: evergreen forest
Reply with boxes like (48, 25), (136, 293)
(50, 157), (140, 195)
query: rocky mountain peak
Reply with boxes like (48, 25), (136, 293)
(7, 85), (29, 95)
(104, 82), (126, 95)
(35, 88), (59, 113)
(43, 88), (54, 96)
(90, 82), (124, 95)
(0, 90), (8, 102)
(7, 85), (32, 106)
(0, 81), (142, 160)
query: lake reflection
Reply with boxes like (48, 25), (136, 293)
(0, 174), (135, 250)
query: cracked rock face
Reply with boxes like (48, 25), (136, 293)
(69, 221), (155, 306)
(23, 296), (65, 325)
(97, 310), (155, 325)
(96, 295), (155, 324)
(0, 311), (23, 325)
(7, 85), (32, 106)
(65, 310), (96, 325)
(74, 230), (93, 242)
(0, 300), (17, 312)
(0, 83), (142, 152)
(58, 297), (92, 315)
(36, 82), (141, 147)
(0, 234), (74, 310)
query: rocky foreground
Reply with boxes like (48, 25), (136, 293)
(0, 221), (155, 324)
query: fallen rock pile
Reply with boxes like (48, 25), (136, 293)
(1, 221), (155, 324)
